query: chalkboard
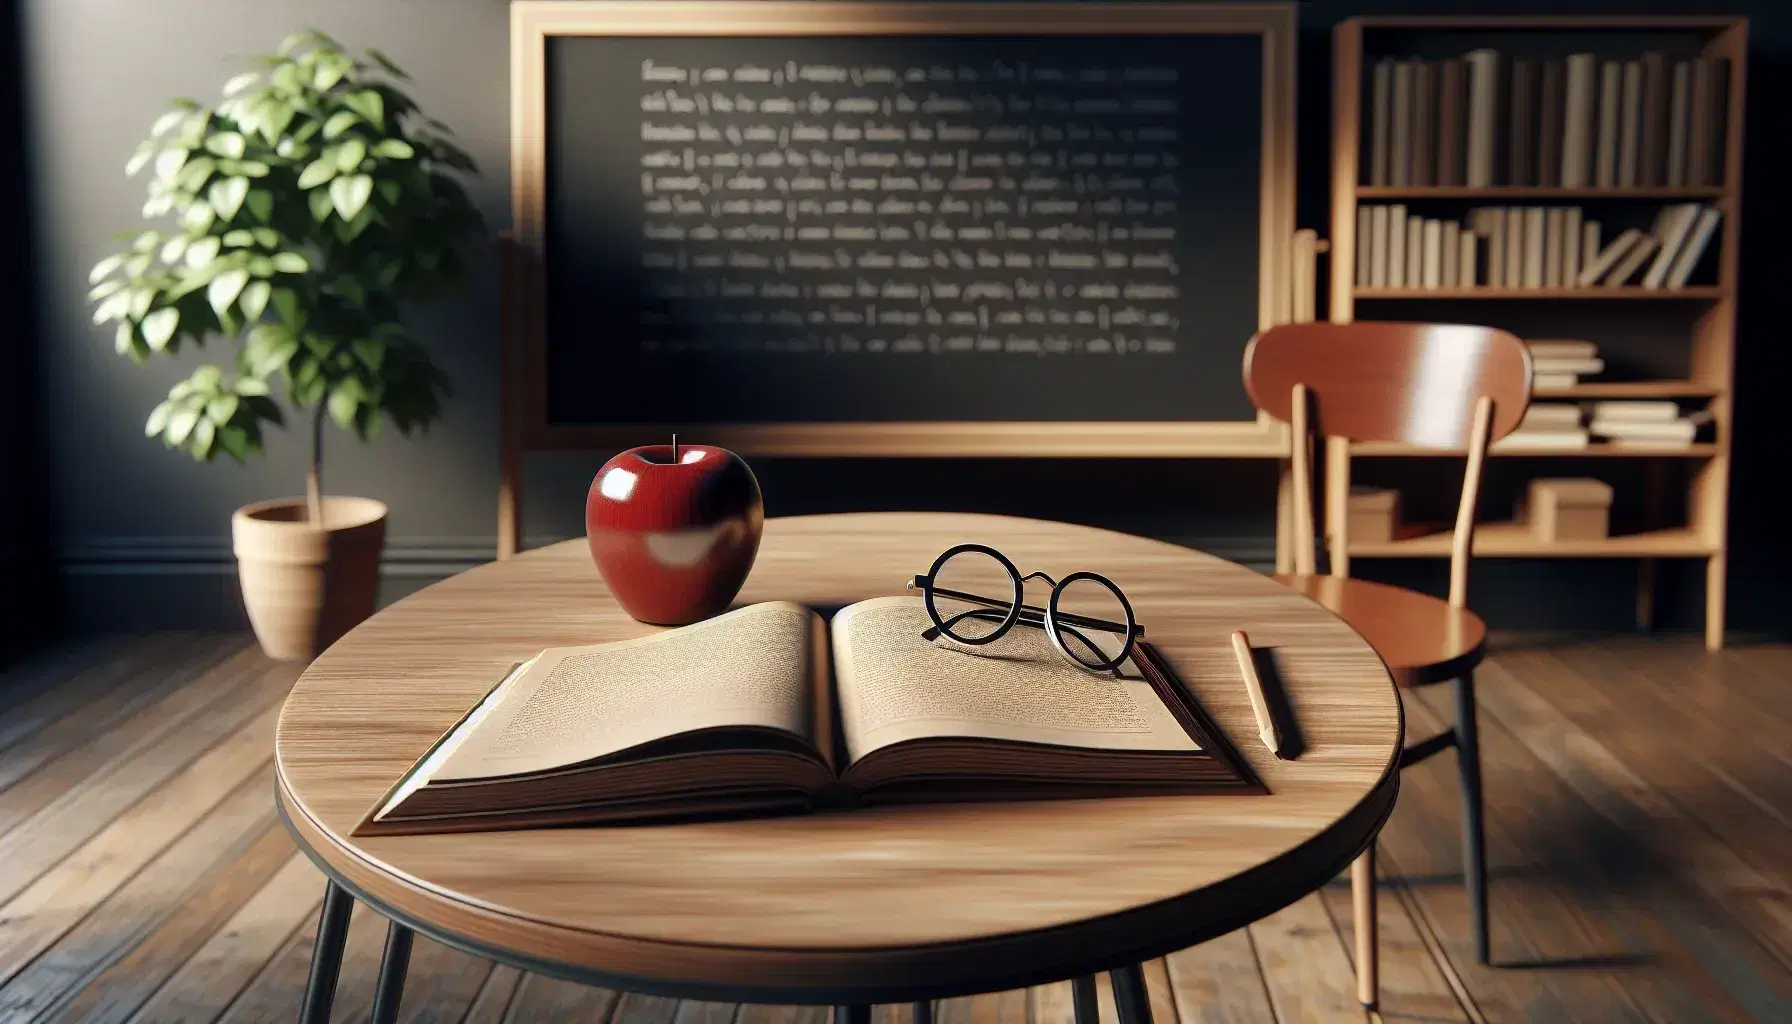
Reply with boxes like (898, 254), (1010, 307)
(510, 3), (1297, 456)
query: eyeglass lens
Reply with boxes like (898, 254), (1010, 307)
(1049, 574), (1134, 671)
(929, 546), (1017, 643)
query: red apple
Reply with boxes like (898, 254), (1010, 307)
(585, 443), (764, 625)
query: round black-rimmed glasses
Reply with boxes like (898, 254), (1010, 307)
(906, 543), (1143, 673)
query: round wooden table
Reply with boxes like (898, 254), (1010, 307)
(276, 513), (1401, 1023)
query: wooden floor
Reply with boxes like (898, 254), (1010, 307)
(4, 634), (1792, 1023)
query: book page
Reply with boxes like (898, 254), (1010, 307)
(431, 602), (818, 781)
(830, 597), (1197, 762)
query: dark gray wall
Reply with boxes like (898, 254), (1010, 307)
(18, 0), (1791, 639)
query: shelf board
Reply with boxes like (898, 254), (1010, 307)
(1532, 381), (1722, 399)
(1355, 286), (1725, 300)
(1348, 523), (1716, 559)
(1356, 186), (1725, 200)
(1351, 441), (1720, 458)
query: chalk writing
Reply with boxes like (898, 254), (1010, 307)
(634, 58), (1185, 356)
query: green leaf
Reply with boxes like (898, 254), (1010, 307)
(92, 294), (129, 325)
(142, 195), (174, 218)
(222, 71), (260, 96)
(270, 288), (301, 325)
(125, 143), (155, 176)
(193, 364), (223, 389)
(314, 60), (347, 92)
(351, 338), (386, 371)
(234, 376), (271, 396)
(208, 176), (249, 220)
(248, 255), (275, 277)
(343, 89), (384, 128)
(191, 417), (217, 458)
(204, 131), (246, 158)
(271, 251), (310, 273)
(329, 174), (372, 220)
(208, 268), (249, 317)
(153, 147), (188, 180)
(165, 406), (200, 445)
(366, 48), (410, 80)
(371, 138), (413, 160)
(150, 110), (185, 137)
(160, 236), (190, 262)
(184, 237), (221, 269)
(145, 400), (175, 437)
(297, 159), (336, 189)
(278, 32), (309, 56)
(132, 230), (161, 252)
(206, 394), (239, 423)
(87, 278), (126, 300)
(375, 180), (401, 206)
(221, 229), (255, 248)
(216, 424), (251, 461)
(179, 203), (215, 233)
(259, 101), (295, 144)
(271, 63), (302, 95)
(322, 110), (360, 139)
(244, 189), (273, 222)
(327, 386), (360, 429)
(308, 187), (334, 222)
(237, 160), (270, 177)
(334, 138), (366, 171)
(89, 255), (124, 283)
(115, 322), (139, 357)
(140, 308), (179, 351)
(239, 279), (271, 322)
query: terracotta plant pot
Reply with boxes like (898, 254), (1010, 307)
(232, 496), (387, 661)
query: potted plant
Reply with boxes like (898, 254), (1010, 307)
(88, 30), (485, 660)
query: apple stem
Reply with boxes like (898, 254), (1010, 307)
(672, 433), (679, 462)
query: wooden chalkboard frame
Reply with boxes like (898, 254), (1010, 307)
(501, 2), (1298, 546)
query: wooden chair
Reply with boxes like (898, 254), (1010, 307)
(1242, 320), (1532, 1012)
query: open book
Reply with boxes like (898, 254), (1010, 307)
(356, 597), (1261, 835)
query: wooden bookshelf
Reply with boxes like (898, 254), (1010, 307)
(1330, 16), (1747, 648)
(1355, 286), (1725, 299)
(1348, 523), (1716, 558)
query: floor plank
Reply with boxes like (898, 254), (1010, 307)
(0, 634), (136, 752)
(1248, 892), (1367, 1023)
(461, 965), (526, 1024)
(1160, 929), (1277, 1024)
(500, 973), (620, 1024)
(1318, 873), (1471, 1023)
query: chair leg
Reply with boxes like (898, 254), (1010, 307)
(370, 919), (415, 1024)
(1109, 963), (1153, 1024)
(834, 1007), (871, 1024)
(1455, 672), (1490, 965)
(297, 880), (354, 1024)
(1351, 847), (1378, 1011)
(912, 1001), (933, 1024)
(1071, 976), (1100, 1024)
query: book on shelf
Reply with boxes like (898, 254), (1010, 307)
(1578, 227), (1643, 286)
(1387, 205), (1407, 287)
(1562, 208), (1584, 285)
(1442, 220), (1461, 286)
(1666, 207), (1722, 289)
(1590, 400), (1680, 423)
(1458, 228), (1479, 286)
(1581, 220), (1602, 271)
(1356, 206), (1372, 287)
(1494, 429), (1591, 452)
(1406, 215), (1424, 285)
(1642, 203), (1703, 289)
(1605, 234), (1660, 286)
(1369, 204), (1390, 286)
(1543, 207), (1566, 286)
(1363, 44), (1727, 190)
(1521, 207), (1546, 288)
(355, 600), (1261, 835)
(1519, 403), (1585, 429)
(1422, 218), (1443, 288)
(1533, 372), (1583, 390)
(1534, 356), (1604, 377)
(1469, 207), (1504, 287)
(1528, 339), (1599, 361)
(1504, 207), (1525, 285)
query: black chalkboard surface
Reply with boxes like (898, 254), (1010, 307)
(541, 31), (1270, 427)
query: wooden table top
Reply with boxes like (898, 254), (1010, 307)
(275, 513), (1401, 1003)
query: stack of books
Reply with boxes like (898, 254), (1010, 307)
(1529, 339), (1602, 390)
(1494, 401), (1588, 452)
(1589, 401), (1709, 449)
(1355, 203), (1721, 290)
(1365, 50), (1730, 189)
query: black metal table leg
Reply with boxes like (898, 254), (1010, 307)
(1071, 976), (1100, 1024)
(370, 919), (415, 1024)
(298, 879), (354, 1024)
(912, 1000), (934, 1024)
(1109, 964), (1154, 1024)
(834, 1006), (872, 1024)
(1455, 672), (1490, 965)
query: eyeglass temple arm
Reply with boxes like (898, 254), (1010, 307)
(907, 576), (1144, 636)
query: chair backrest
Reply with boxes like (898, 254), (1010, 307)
(1243, 321), (1532, 447)
(1241, 321), (1533, 606)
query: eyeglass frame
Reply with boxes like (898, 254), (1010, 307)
(905, 543), (1144, 672)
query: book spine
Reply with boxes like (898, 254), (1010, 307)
(1537, 59), (1566, 188)
(1466, 50), (1500, 188)
(1562, 207), (1583, 288)
(1387, 204), (1407, 287)
(1666, 207), (1721, 289)
(1423, 218), (1443, 288)
(1459, 229), (1479, 287)
(1356, 205), (1372, 287)
(1688, 58), (1712, 187)
(1606, 234), (1658, 286)
(1369, 204), (1389, 287)
(1642, 203), (1695, 290)
(1666, 61), (1690, 188)
(1442, 219), (1461, 287)
(1477, 207), (1506, 288)
(1595, 60), (1622, 188)
(1544, 207), (1566, 287)
(1411, 60), (1436, 187)
(1406, 215), (1424, 286)
(1523, 206), (1545, 288)
(1504, 206), (1525, 288)
(1391, 60), (1414, 188)
(1581, 220), (1601, 275)
(1436, 58), (1466, 187)
(1507, 58), (1536, 187)
(1561, 54), (1597, 188)
(1639, 52), (1668, 186)
(1370, 58), (1394, 186)
(1618, 60), (1643, 188)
